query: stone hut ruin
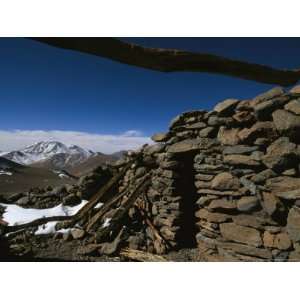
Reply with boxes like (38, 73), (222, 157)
(2, 85), (300, 261)
(115, 85), (300, 261)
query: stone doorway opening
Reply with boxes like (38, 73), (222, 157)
(175, 151), (198, 249)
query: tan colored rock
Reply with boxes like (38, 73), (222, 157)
(169, 111), (205, 129)
(208, 115), (233, 126)
(263, 231), (275, 248)
(276, 189), (300, 201)
(252, 87), (285, 104)
(289, 251), (300, 261)
(266, 176), (300, 193)
(197, 195), (217, 206)
(197, 220), (219, 233)
(160, 226), (177, 240)
(233, 214), (265, 230)
(282, 168), (297, 176)
(219, 223), (262, 247)
(167, 138), (216, 153)
(262, 192), (283, 217)
(197, 188), (244, 196)
(223, 145), (259, 155)
(211, 172), (240, 190)
(219, 242), (272, 260)
(289, 85), (300, 94)
(251, 169), (276, 184)
(214, 98), (239, 116)
(195, 173), (214, 181)
(143, 144), (165, 155)
(262, 137), (298, 171)
(194, 180), (211, 189)
(236, 99), (252, 111)
(185, 122), (207, 129)
(71, 228), (85, 240)
(254, 96), (290, 120)
(208, 199), (237, 211)
(223, 154), (261, 167)
(287, 207), (300, 242)
(265, 226), (281, 234)
(151, 132), (169, 142)
(273, 232), (292, 250)
(285, 99), (300, 115)
(199, 126), (217, 138)
(195, 209), (231, 223)
(217, 127), (240, 146)
(238, 121), (277, 143)
(160, 160), (181, 170)
(77, 244), (101, 256)
(232, 110), (254, 123)
(272, 109), (300, 132)
(237, 196), (259, 212)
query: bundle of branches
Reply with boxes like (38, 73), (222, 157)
(93, 173), (152, 243)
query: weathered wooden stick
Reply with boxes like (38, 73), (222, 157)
(135, 203), (169, 250)
(30, 37), (300, 86)
(4, 215), (72, 234)
(120, 248), (168, 262)
(95, 174), (151, 243)
(70, 159), (135, 224)
(85, 188), (128, 232)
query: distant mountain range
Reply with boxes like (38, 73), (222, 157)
(0, 141), (126, 195)
(0, 141), (124, 175)
(0, 141), (94, 165)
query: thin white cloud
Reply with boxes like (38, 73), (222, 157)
(122, 130), (143, 137)
(0, 129), (152, 154)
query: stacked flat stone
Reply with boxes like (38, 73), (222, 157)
(146, 85), (300, 260)
(150, 153), (182, 248)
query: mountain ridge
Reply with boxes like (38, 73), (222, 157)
(0, 141), (95, 165)
(0, 141), (126, 173)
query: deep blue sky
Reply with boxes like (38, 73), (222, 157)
(1, 38), (300, 136)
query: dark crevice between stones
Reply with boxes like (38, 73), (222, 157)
(175, 152), (198, 249)
(0, 236), (14, 261)
(271, 204), (290, 226)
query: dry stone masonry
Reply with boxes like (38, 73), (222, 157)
(142, 85), (300, 261)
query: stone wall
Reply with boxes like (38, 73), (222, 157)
(124, 85), (300, 261)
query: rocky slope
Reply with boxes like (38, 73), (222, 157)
(0, 157), (76, 197)
(67, 152), (120, 177)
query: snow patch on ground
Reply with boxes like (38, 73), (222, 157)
(102, 217), (111, 228)
(53, 170), (71, 179)
(58, 173), (69, 179)
(95, 202), (104, 209)
(35, 221), (72, 235)
(0, 200), (88, 235)
(0, 170), (12, 176)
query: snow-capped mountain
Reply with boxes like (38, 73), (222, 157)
(0, 141), (95, 167)
(68, 144), (94, 158)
